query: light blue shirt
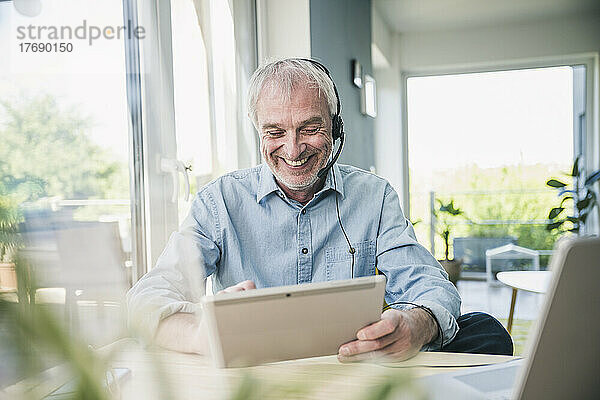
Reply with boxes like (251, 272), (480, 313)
(127, 164), (460, 349)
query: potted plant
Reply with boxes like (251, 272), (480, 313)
(0, 173), (43, 289)
(546, 156), (600, 234)
(0, 192), (21, 289)
(435, 199), (466, 285)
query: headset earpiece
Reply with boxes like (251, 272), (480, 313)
(294, 58), (345, 177)
(294, 58), (344, 143)
(332, 114), (344, 142)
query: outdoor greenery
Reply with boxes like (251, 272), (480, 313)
(434, 199), (466, 261)
(0, 94), (128, 261)
(546, 156), (600, 234)
(0, 182), (22, 262)
(0, 94), (127, 201)
(411, 163), (565, 265)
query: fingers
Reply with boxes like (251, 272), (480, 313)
(338, 347), (387, 362)
(337, 309), (420, 363)
(338, 334), (415, 363)
(239, 280), (257, 290)
(355, 310), (400, 340)
(216, 280), (256, 295)
(338, 331), (399, 357)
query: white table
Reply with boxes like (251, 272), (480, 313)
(496, 271), (552, 333)
(2, 339), (519, 400)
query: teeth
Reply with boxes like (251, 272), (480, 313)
(284, 157), (308, 167)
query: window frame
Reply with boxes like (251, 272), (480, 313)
(129, 0), (259, 276)
(122, 0), (148, 283)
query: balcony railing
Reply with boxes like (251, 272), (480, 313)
(410, 190), (560, 271)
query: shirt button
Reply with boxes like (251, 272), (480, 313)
(301, 209), (306, 215)
(302, 248), (308, 254)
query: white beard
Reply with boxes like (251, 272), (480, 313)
(272, 169), (321, 191)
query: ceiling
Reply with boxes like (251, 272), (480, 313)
(374, 0), (600, 33)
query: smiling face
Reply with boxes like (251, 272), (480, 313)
(256, 84), (333, 193)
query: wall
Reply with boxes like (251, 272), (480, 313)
(398, 13), (600, 72)
(310, 0), (375, 171)
(372, 5), (407, 210)
(256, 0), (311, 61)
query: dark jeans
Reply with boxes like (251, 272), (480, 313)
(440, 312), (514, 356)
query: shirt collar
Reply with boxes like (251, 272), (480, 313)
(322, 163), (345, 199)
(256, 163), (281, 203)
(256, 163), (345, 203)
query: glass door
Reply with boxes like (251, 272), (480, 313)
(0, 0), (134, 275)
(0, 0), (138, 384)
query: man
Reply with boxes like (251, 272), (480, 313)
(127, 58), (512, 361)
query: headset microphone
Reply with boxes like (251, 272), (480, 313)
(317, 130), (345, 179)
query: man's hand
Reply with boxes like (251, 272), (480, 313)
(337, 308), (438, 362)
(154, 281), (256, 354)
(217, 280), (256, 295)
(155, 312), (208, 354)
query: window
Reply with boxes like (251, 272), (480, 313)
(0, 0), (136, 383)
(406, 67), (577, 271)
(0, 0), (133, 268)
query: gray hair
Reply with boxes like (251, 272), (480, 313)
(247, 58), (338, 128)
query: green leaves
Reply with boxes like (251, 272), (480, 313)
(546, 179), (566, 188)
(437, 200), (463, 216)
(435, 199), (467, 261)
(548, 207), (564, 219)
(570, 156), (580, 177)
(559, 196), (573, 207)
(576, 193), (593, 211)
(546, 220), (565, 231)
(1, 256), (113, 400)
(545, 155), (599, 235)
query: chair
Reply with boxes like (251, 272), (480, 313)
(485, 244), (540, 285)
(20, 212), (128, 339)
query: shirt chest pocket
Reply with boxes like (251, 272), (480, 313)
(325, 239), (376, 280)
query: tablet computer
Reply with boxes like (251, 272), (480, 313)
(201, 275), (386, 368)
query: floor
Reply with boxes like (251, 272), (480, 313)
(457, 279), (545, 355)
(457, 279), (546, 320)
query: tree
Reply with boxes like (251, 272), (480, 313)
(0, 94), (127, 201)
(0, 94), (128, 261)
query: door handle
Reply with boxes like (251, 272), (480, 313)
(160, 158), (191, 203)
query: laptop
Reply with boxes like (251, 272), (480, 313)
(200, 275), (386, 368)
(421, 236), (600, 399)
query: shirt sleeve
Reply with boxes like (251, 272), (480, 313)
(375, 184), (461, 349)
(126, 191), (221, 339)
